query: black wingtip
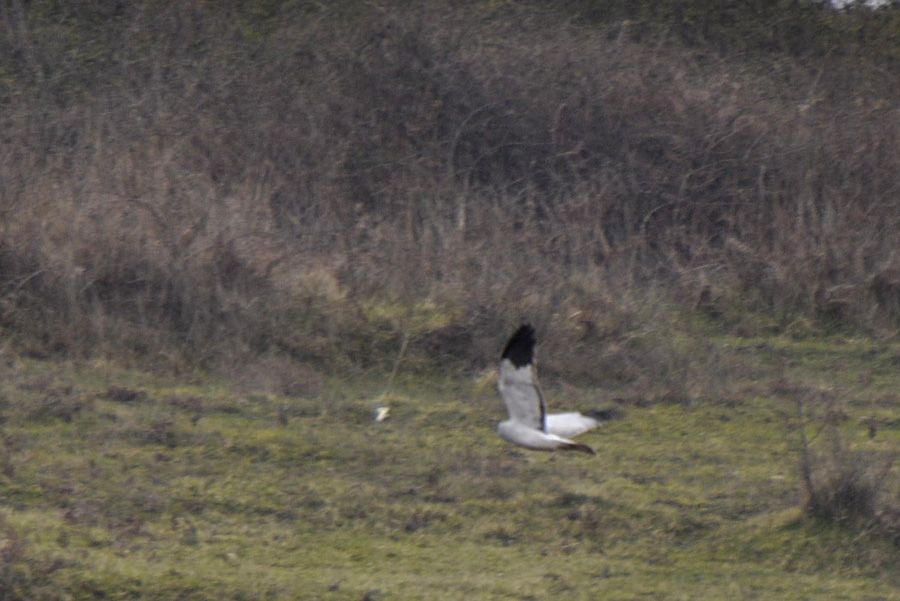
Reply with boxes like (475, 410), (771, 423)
(501, 324), (536, 368)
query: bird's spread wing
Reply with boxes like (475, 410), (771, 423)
(499, 359), (545, 431)
(498, 325), (546, 432)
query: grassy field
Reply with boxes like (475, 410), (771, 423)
(0, 335), (897, 600)
(2, 3), (898, 599)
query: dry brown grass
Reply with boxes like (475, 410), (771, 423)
(0, 2), (897, 377)
(791, 387), (899, 544)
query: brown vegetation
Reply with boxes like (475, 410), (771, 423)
(0, 2), (898, 376)
(790, 387), (899, 544)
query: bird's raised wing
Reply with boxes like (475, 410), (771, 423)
(498, 325), (546, 432)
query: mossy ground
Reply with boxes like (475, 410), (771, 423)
(0, 336), (897, 600)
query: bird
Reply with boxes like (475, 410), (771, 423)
(496, 324), (612, 455)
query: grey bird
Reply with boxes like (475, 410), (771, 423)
(496, 324), (610, 455)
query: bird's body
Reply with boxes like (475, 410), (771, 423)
(496, 324), (608, 455)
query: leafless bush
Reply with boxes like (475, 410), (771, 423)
(235, 353), (326, 398)
(0, 2), (897, 375)
(791, 388), (898, 544)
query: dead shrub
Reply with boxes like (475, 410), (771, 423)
(235, 354), (325, 399)
(790, 388), (898, 544)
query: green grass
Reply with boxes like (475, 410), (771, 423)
(0, 337), (897, 600)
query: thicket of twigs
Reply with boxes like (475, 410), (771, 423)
(0, 1), (898, 374)
(789, 388), (899, 546)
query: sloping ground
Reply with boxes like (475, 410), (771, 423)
(2, 2), (898, 370)
(0, 337), (897, 600)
